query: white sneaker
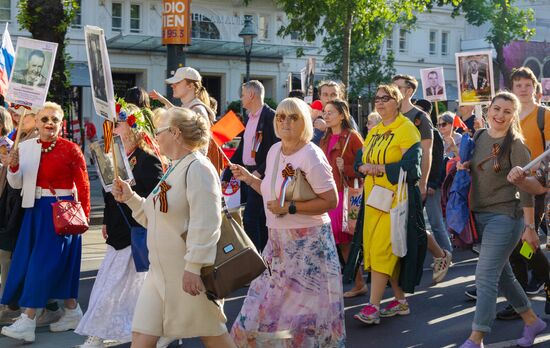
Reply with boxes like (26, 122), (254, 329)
(157, 336), (175, 348)
(546, 235), (550, 250)
(1, 313), (36, 342)
(80, 335), (105, 348)
(49, 304), (83, 332)
(433, 250), (452, 284)
(36, 308), (63, 327)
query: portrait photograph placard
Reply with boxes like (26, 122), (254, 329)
(542, 78), (550, 103)
(85, 26), (116, 121)
(421, 67), (447, 102)
(455, 50), (495, 105)
(5, 37), (57, 110)
(90, 135), (135, 192)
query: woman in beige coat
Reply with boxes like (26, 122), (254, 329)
(112, 107), (236, 348)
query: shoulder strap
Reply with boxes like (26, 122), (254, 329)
(537, 106), (546, 149)
(473, 128), (487, 142)
(271, 148), (281, 199)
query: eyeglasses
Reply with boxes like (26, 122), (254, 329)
(155, 126), (170, 136)
(40, 116), (61, 124)
(374, 96), (394, 104)
(437, 122), (450, 128)
(276, 113), (299, 123)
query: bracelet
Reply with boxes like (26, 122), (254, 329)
(525, 223), (536, 230)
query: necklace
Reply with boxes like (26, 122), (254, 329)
(40, 139), (57, 153)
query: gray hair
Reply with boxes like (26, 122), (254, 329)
(242, 80), (265, 102)
(438, 111), (455, 125)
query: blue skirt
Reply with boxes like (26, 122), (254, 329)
(1, 196), (82, 308)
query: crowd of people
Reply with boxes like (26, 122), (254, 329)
(0, 63), (548, 348)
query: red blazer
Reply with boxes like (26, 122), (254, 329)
(319, 128), (363, 192)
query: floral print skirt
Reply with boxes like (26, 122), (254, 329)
(231, 223), (345, 348)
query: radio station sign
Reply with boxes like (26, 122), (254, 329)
(162, 0), (191, 45)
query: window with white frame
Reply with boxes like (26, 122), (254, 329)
(441, 31), (449, 56)
(130, 4), (141, 33)
(399, 29), (407, 53)
(429, 30), (437, 56)
(386, 31), (393, 52)
(258, 15), (269, 40)
(0, 0), (10, 22)
(71, 0), (82, 28)
(191, 14), (220, 40)
(112, 2), (122, 31)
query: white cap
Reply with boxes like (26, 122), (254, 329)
(165, 67), (202, 84)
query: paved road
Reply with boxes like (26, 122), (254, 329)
(2, 226), (550, 348)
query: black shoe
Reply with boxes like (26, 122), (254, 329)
(496, 304), (520, 320)
(525, 278), (545, 295)
(465, 289), (477, 301)
(545, 283), (550, 315)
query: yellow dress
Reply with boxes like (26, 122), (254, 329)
(362, 114), (420, 276)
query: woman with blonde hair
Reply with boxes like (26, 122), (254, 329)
(230, 98), (345, 347)
(354, 84), (425, 325)
(75, 102), (164, 348)
(458, 92), (546, 348)
(112, 107), (236, 348)
(1, 102), (90, 343)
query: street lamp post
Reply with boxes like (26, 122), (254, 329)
(239, 18), (257, 83)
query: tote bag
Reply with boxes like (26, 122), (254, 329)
(390, 168), (408, 257)
(343, 179), (363, 235)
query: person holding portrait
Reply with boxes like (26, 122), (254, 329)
(0, 102), (90, 343)
(111, 107), (236, 348)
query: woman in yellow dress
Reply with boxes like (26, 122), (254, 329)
(354, 84), (426, 325)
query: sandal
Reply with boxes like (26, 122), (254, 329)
(343, 285), (368, 298)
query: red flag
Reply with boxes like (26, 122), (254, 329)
(211, 110), (245, 146)
(453, 115), (468, 131)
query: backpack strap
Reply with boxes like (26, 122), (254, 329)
(537, 106), (546, 149)
(473, 128), (486, 142)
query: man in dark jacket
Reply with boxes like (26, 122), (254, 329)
(222, 80), (278, 251)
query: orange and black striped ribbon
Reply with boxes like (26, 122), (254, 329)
(103, 120), (114, 153)
(477, 143), (502, 173)
(158, 181), (171, 213)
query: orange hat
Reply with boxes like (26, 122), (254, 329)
(310, 100), (323, 111)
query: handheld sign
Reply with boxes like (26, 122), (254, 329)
(420, 67), (447, 102)
(84, 26), (116, 121)
(6, 37), (57, 111)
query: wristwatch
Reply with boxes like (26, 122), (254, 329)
(525, 223), (536, 230)
(288, 201), (297, 215)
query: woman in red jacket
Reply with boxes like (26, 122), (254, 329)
(319, 99), (366, 297)
(1, 102), (90, 343)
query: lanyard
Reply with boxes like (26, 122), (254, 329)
(152, 156), (186, 195)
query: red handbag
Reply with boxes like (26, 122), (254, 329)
(50, 188), (89, 235)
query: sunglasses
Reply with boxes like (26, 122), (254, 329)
(155, 126), (170, 136)
(374, 95), (394, 103)
(437, 122), (450, 128)
(40, 116), (61, 124)
(276, 113), (299, 123)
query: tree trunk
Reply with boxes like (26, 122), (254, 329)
(494, 0), (510, 90)
(341, 8), (353, 99)
(25, 0), (70, 108)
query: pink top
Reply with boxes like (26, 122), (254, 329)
(242, 106), (263, 166)
(260, 142), (336, 228)
(327, 134), (339, 153)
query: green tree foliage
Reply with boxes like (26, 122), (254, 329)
(436, 0), (535, 89)
(246, 0), (460, 98)
(17, 0), (78, 110)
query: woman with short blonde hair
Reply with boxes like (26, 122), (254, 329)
(230, 97), (345, 347)
(112, 106), (235, 348)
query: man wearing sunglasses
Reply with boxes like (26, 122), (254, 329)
(221, 80), (278, 252)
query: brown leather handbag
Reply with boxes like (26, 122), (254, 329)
(50, 188), (89, 235)
(200, 199), (267, 300)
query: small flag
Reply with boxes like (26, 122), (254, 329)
(210, 110), (245, 146)
(453, 115), (468, 131)
(0, 23), (14, 96)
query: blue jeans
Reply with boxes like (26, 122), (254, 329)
(473, 212), (531, 333)
(425, 188), (452, 252)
